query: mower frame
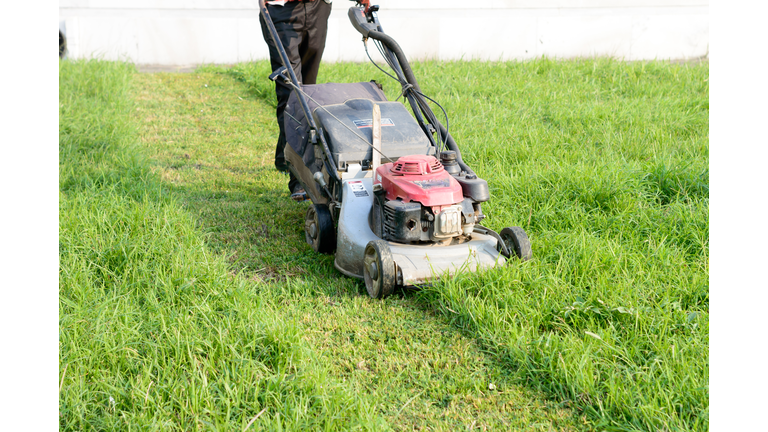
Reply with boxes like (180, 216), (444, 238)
(257, 0), (532, 297)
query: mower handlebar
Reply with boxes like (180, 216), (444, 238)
(348, 6), (380, 37)
(350, 0), (372, 14)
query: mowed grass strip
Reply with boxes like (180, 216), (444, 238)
(133, 65), (581, 431)
(59, 60), (386, 431)
(218, 58), (708, 431)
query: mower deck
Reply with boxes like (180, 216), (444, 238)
(333, 178), (505, 286)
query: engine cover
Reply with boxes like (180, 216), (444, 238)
(374, 155), (463, 207)
(382, 200), (422, 242)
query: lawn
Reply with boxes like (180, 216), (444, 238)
(59, 56), (708, 431)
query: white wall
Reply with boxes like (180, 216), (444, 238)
(59, 0), (708, 66)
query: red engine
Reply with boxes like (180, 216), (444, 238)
(372, 155), (478, 243)
(375, 154), (462, 208)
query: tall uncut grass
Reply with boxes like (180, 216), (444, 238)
(407, 59), (709, 431)
(59, 60), (385, 431)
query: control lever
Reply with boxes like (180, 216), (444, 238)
(268, 66), (291, 85)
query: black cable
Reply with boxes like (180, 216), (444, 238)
(363, 37), (452, 153)
(373, 40), (388, 67)
(374, 40), (397, 71)
(418, 98), (444, 153)
(414, 90), (450, 150)
(364, 40), (400, 84)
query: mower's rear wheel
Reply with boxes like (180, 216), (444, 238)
(500, 227), (532, 261)
(363, 240), (396, 299)
(305, 204), (336, 254)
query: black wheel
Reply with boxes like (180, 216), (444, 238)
(500, 227), (532, 261)
(363, 240), (396, 299)
(305, 204), (336, 254)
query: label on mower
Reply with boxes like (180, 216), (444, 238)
(348, 180), (369, 197)
(353, 118), (394, 129)
(413, 179), (452, 190)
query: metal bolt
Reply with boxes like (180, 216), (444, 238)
(367, 262), (379, 279)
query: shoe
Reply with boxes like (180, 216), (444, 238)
(290, 188), (307, 202)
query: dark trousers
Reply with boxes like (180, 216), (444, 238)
(259, 1), (332, 193)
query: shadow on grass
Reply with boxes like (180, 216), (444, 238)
(176, 65), (588, 425)
(165, 159), (594, 424)
(137, 66), (597, 430)
(164, 60), (707, 432)
(165, 171), (586, 426)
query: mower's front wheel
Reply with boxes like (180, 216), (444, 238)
(305, 204), (336, 254)
(500, 227), (532, 261)
(363, 240), (396, 299)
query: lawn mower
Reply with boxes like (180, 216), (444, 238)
(258, 0), (532, 298)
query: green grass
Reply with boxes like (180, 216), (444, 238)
(59, 60), (386, 431)
(410, 59), (709, 432)
(128, 63), (578, 431)
(208, 58), (709, 431)
(60, 56), (708, 431)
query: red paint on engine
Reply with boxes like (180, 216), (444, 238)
(374, 155), (463, 207)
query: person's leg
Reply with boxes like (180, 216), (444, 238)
(259, 3), (305, 172)
(259, 4), (308, 197)
(288, 0), (330, 200)
(280, 1), (330, 201)
(300, 0), (332, 85)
